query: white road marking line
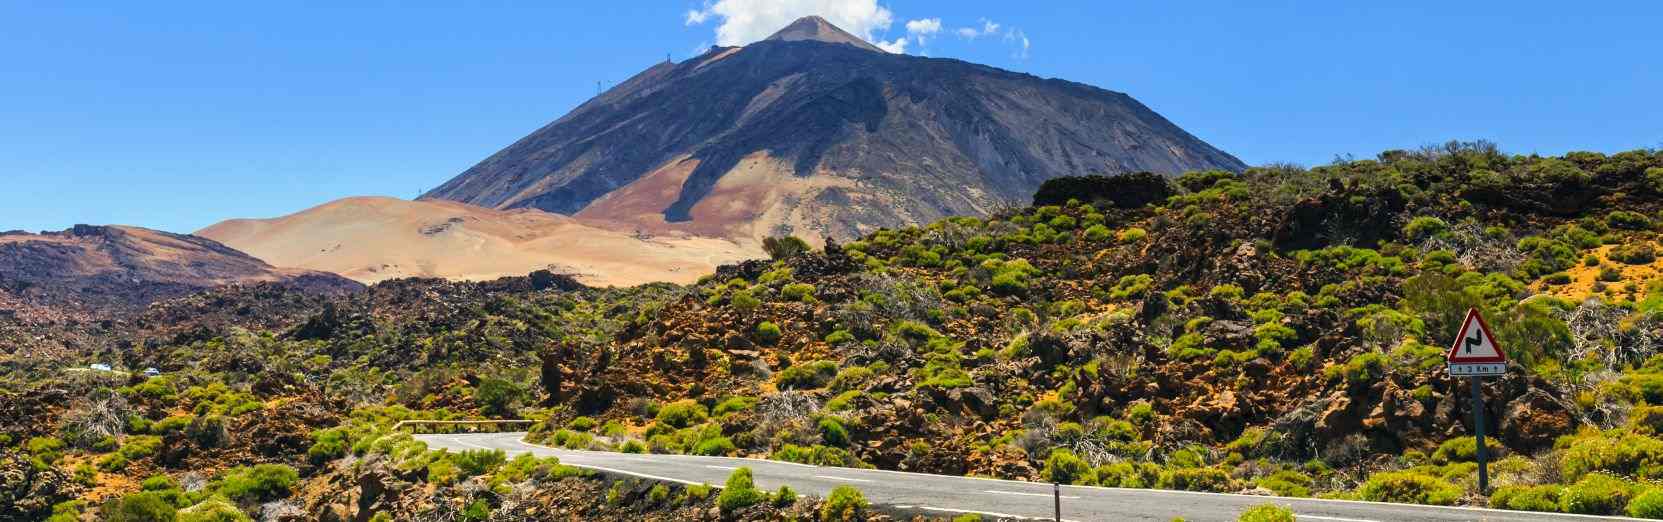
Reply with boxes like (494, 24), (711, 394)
(813, 475), (873, 483)
(704, 465), (739, 470)
(1299, 516), (1378, 522)
(983, 489), (1081, 499)
(447, 437), (496, 450)
(919, 505), (1081, 522)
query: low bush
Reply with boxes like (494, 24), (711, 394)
(1612, 243), (1658, 265)
(819, 417), (850, 447)
(1237, 503), (1295, 522)
(756, 321), (783, 345)
(821, 485), (868, 521)
(1043, 448), (1092, 485)
(1628, 488), (1663, 518)
(717, 467), (766, 514)
(1158, 466), (1233, 492)
(1490, 484), (1562, 512)
(178, 498), (252, 522)
(655, 399), (709, 429)
(217, 464), (299, 503)
(1560, 473), (1634, 515)
(1357, 471), (1460, 505)
(99, 492), (177, 522)
(775, 360), (838, 390)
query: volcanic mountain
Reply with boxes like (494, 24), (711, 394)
(422, 16), (1246, 242)
(0, 225), (360, 314)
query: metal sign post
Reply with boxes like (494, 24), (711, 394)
(1445, 308), (1507, 494)
(1053, 482), (1062, 521)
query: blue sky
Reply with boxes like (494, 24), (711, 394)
(3, 1), (1659, 233)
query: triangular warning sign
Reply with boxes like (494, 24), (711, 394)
(1446, 308), (1507, 364)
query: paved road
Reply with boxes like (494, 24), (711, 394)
(416, 432), (1638, 522)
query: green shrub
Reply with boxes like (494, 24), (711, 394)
(1117, 227), (1148, 243)
(461, 499), (490, 522)
(1257, 470), (1312, 497)
(1126, 402), (1155, 425)
(1432, 437), (1479, 464)
(1084, 224), (1111, 241)
(828, 366), (874, 393)
(692, 436), (736, 456)
(824, 330), (855, 344)
(308, 428), (350, 464)
(1560, 473), (1634, 515)
(730, 289), (761, 311)
(1609, 211), (1655, 231)
(1612, 243), (1658, 265)
(177, 498), (252, 522)
(453, 449), (507, 476)
(120, 435), (163, 460)
(1628, 488), (1663, 518)
(1357, 471), (1460, 505)
(655, 399), (709, 429)
(1342, 351), (1388, 383)
(216, 464), (299, 503)
(756, 321), (783, 345)
(648, 484), (670, 503)
(1237, 503), (1294, 522)
(1490, 484), (1562, 512)
(1043, 448), (1093, 485)
(713, 396), (758, 416)
(1403, 216), (1450, 241)
(567, 416), (597, 432)
(782, 283), (817, 302)
(717, 467), (766, 514)
(620, 439), (647, 454)
(28, 436), (65, 465)
(1158, 466), (1233, 492)
(819, 418), (851, 447)
(474, 377), (526, 417)
(775, 360), (838, 390)
(100, 492), (178, 522)
(773, 485), (797, 507)
(1560, 432), (1663, 481)
(821, 485), (868, 521)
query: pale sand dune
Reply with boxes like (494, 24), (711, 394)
(198, 197), (761, 286)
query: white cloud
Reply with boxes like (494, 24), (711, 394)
(955, 18), (1001, 39)
(905, 18), (941, 35)
(684, 9), (711, 25)
(685, 0), (897, 48)
(1007, 28), (1031, 59)
(876, 37), (908, 54)
(905, 17), (941, 46)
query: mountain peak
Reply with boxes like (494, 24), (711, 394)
(763, 15), (883, 52)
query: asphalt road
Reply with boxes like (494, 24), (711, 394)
(415, 432), (1639, 522)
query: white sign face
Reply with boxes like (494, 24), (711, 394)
(1448, 362), (1506, 376)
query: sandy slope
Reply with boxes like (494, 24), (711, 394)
(197, 197), (760, 286)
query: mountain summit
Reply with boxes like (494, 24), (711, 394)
(763, 15), (884, 52)
(421, 17), (1245, 242)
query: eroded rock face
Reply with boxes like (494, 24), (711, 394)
(1498, 389), (1576, 451)
(1273, 183), (1407, 251)
(0, 451), (74, 520)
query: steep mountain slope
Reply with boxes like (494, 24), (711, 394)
(0, 224), (359, 314)
(198, 197), (758, 286)
(423, 17), (1245, 243)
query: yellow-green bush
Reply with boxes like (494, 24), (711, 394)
(1357, 471), (1460, 505)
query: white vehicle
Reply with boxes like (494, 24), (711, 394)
(90, 363), (113, 372)
(143, 368), (161, 377)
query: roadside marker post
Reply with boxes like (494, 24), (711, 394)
(1445, 308), (1507, 494)
(1053, 482), (1061, 521)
